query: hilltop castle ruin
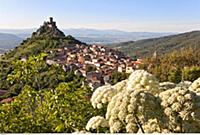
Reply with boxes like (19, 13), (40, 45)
(32, 17), (65, 38)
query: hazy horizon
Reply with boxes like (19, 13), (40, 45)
(0, 23), (198, 34)
(0, 27), (177, 33)
(0, 0), (200, 32)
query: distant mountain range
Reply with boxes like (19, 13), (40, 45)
(62, 29), (174, 44)
(0, 28), (174, 54)
(0, 28), (174, 43)
(108, 31), (200, 58)
(0, 33), (23, 54)
(2, 28), (200, 59)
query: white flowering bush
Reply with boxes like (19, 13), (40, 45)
(90, 85), (114, 109)
(106, 90), (161, 133)
(111, 79), (127, 93)
(90, 80), (127, 109)
(126, 70), (160, 95)
(159, 87), (200, 132)
(86, 69), (200, 133)
(86, 116), (109, 132)
(189, 77), (200, 94)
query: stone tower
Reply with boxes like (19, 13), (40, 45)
(50, 17), (53, 23)
(47, 17), (56, 28)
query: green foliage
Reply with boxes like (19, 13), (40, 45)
(0, 61), (13, 89)
(182, 66), (200, 82)
(140, 47), (200, 83)
(0, 82), (100, 133)
(110, 72), (129, 85)
(7, 53), (48, 85)
(0, 53), (82, 99)
(168, 67), (182, 83)
(0, 53), (104, 133)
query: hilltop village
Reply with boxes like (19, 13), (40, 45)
(30, 18), (142, 89)
(45, 43), (141, 89)
(8, 17), (142, 91)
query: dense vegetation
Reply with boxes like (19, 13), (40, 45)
(0, 53), (84, 99)
(140, 47), (200, 83)
(0, 53), (104, 133)
(109, 31), (200, 58)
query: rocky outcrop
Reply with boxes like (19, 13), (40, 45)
(32, 17), (65, 38)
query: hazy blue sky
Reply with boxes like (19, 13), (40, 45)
(0, 0), (200, 32)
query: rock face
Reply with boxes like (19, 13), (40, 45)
(32, 17), (65, 38)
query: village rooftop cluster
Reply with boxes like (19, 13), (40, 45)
(45, 43), (141, 90)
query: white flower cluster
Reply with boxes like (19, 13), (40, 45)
(87, 69), (200, 133)
(86, 116), (108, 131)
(106, 90), (160, 133)
(143, 118), (162, 133)
(112, 79), (127, 93)
(90, 70), (159, 110)
(90, 85), (114, 109)
(159, 87), (200, 132)
(90, 80), (127, 109)
(126, 70), (159, 95)
(189, 77), (200, 94)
